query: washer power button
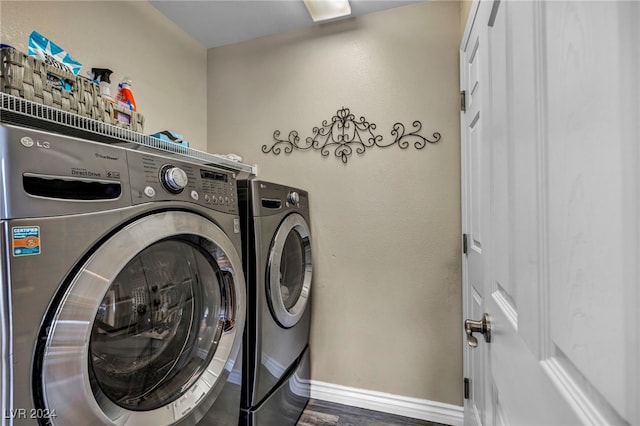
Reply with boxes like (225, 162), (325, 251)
(144, 186), (156, 198)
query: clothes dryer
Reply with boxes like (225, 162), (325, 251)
(238, 180), (312, 426)
(0, 123), (246, 425)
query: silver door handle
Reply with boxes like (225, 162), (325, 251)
(465, 313), (491, 347)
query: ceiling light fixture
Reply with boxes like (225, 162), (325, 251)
(303, 0), (352, 22)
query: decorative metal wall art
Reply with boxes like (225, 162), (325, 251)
(262, 107), (441, 164)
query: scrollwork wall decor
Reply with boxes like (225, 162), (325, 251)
(262, 107), (441, 164)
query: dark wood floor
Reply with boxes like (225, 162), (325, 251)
(297, 399), (449, 426)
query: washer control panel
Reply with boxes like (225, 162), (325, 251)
(128, 151), (237, 214)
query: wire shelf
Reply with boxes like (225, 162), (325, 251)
(0, 93), (256, 175)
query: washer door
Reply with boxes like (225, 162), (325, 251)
(39, 211), (245, 425)
(267, 213), (312, 328)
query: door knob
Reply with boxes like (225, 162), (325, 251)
(465, 313), (491, 347)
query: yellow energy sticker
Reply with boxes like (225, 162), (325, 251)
(12, 226), (41, 256)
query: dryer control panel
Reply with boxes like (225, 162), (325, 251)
(127, 150), (238, 214)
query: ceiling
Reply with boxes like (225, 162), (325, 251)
(149, 0), (425, 49)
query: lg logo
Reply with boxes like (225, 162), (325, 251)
(20, 137), (50, 149)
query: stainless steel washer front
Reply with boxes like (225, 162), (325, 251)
(0, 123), (247, 426)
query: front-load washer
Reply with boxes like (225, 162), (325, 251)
(238, 180), (312, 426)
(0, 123), (246, 425)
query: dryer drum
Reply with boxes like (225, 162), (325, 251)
(267, 213), (312, 329)
(279, 231), (306, 310)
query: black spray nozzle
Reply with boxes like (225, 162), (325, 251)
(91, 68), (113, 84)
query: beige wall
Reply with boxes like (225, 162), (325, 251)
(0, 1), (208, 150)
(1, 0), (464, 408)
(208, 1), (462, 406)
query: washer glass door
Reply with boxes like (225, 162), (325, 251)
(267, 213), (312, 328)
(38, 211), (245, 425)
(90, 238), (226, 411)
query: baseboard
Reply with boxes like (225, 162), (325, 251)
(309, 380), (463, 426)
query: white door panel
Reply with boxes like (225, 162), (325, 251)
(507, 0), (541, 355)
(544, 2), (630, 421)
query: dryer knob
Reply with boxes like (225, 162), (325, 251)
(162, 166), (188, 193)
(288, 191), (300, 205)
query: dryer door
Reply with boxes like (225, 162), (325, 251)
(267, 213), (312, 328)
(37, 211), (245, 425)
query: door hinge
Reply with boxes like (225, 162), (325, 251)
(463, 233), (468, 255)
(464, 377), (470, 399)
(460, 90), (466, 112)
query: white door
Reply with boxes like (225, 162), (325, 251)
(461, 1), (640, 425)
(460, 2), (492, 425)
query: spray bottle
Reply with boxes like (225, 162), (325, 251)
(90, 68), (114, 100)
(116, 77), (137, 112)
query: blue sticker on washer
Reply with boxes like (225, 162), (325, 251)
(12, 226), (41, 256)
